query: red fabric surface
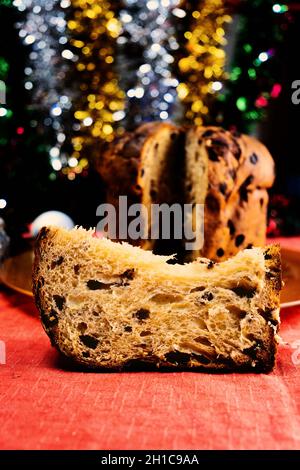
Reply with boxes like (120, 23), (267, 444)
(1, 239), (300, 450)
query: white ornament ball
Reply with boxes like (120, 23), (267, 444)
(31, 211), (75, 237)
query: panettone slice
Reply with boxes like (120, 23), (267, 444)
(33, 226), (282, 372)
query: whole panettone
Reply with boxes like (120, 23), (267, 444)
(96, 123), (275, 261)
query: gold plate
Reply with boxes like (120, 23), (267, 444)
(0, 248), (300, 307)
(0, 250), (34, 297)
(280, 248), (300, 308)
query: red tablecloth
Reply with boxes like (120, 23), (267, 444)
(1, 239), (300, 450)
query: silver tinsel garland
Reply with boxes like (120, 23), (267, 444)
(14, 0), (76, 173)
(116, 0), (184, 128)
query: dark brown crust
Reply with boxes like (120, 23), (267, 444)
(33, 227), (60, 345)
(256, 244), (282, 372)
(96, 121), (181, 201)
(33, 229), (282, 373)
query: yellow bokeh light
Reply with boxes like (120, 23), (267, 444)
(72, 40), (84, 48)
(67, 20), (77, 30)
(87, 63), (96, 71)
(177, 83), (189, 100)
(74, 110), (89, 120)
(103, 124), (113, 135)
(106, 18), (121, 37)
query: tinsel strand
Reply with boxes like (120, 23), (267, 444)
(68, 0), (125, 170)
(15, 0), (76, 174)
(175, 0), (231, 126)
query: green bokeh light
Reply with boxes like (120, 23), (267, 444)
(236, 97), (247, 112)
(243, 43), (252, 54)
(248, 68), (256, 79)
(230, 67), (242, 81)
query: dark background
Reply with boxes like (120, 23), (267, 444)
(0, 1), (299, 248)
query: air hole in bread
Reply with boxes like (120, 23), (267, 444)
(51, 256), (64, 269)
(217, 248), (224, 257)
(165, 350), (191, 365)
(228, 220), (236, 236)
(124, 326), (132, 332)
(227, 305), (247, 319)
(133, 309), (150, 321)
(79, 335), (99, 349)
(232, 285), (256, 298)
(206, 146), (220, 162)
(42, 309), (58, 328)
(74, 265), (80, 275)
(202, 291), (214, 301)
(219, 182), (227, 195)
(193, 336), (212, 347)
(120, 269), (135, 281)
(77, 322), (88, 333)
(190, 286), (206, 293)
(140, 330), (151, 337)
(206, 195), (220, 213)
(232, 141), (242, 160)
(239, 176), (254, 203)
(53, 295), (65, 310)
(86, 280), (112, 290)
(235, 234), (245, 247)
(245, 175), (254, 185)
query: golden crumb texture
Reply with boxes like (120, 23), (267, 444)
(33, 226), (282, 372)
